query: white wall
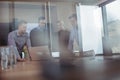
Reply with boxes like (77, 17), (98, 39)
(14, 2), (45, 23)
(0, 2), (10, 23)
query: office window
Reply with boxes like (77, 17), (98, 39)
(106, 0), (120, 53)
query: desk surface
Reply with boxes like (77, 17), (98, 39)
(1, 61), (42, 80)
(1, 56), (120, 80)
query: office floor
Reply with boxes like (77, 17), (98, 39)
(1, 56), (120, 80)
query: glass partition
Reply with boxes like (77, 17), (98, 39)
(106, 0), (120, 54)
(13, 2), (46, 35)
(0, 1), (105, 58)
(48, 1), (83, 57)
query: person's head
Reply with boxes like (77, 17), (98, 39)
(68, 13), (77, 26)
(18, 20), (27, 34)
(56, 20), (65, 32)
(38, 17), (46, 27)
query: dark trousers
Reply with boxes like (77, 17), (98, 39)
(19, 52), (22, 58)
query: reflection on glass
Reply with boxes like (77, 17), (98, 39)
(1, 47), (8, 70)
(0, 46), (17, 70)
(106, 0), (120, 53)
(49, 2), (79, 57)
(13, 2), (51, 57)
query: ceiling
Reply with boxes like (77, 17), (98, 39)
(78, 0), (107, 5)
(50, 0), (108, 5)
(0, 0), (113, 6)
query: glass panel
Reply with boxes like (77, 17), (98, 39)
(79, 5), (103, 54)
(10, 2), (51, 58)
(48, 1), (78, 57)
(106, 0), (120, 53)
(13, 2), (49, 45)
(14, 2), (46, 35)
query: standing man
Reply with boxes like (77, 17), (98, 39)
(8, 20), (31, 61)
(30, 17), (49, 47)
(68, 13), (80, 53)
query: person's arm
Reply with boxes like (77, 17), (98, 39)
(8, 32), (16, 47)
(26, 36), (31, 48)
(68, 30), (74, 52)
(68, 40), (73, 52)
(8, 32), (21, 59)
(26, 34), (32, 60)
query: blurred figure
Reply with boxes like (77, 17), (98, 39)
(56, 20), (74, 67)
(68, 13), (79, 53)
(51, 21), (65, 51)
(30, 17), (49, 47)
(56, 21), (65, 32)
(57, 21), (69, 53)
(8, 20), (31, 62)
(40, 21), (77, 80)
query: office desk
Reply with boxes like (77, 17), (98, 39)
(1, 61), (42, 80)
(1, 56), (120, 80)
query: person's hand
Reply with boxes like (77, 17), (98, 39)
(17, 58), (26, 62)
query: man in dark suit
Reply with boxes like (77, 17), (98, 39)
(30, 17), (49, 47)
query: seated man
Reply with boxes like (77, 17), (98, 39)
(8, 20), (31, 61)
